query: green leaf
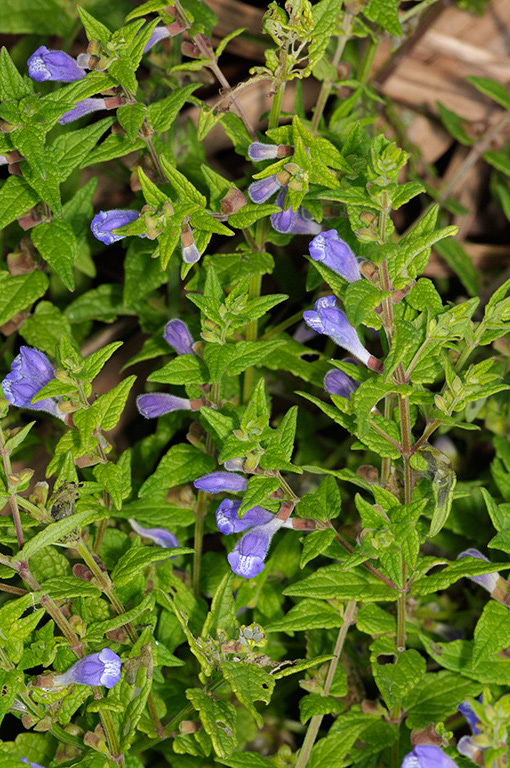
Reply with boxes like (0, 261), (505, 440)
(80, 342), (123, 382)
(481, 487), (510, 532)
(0, 176), (39, 229)
(300, 529), (335, 568)
(147, 83), (200, 132)
(77, 6), (112, 43)
(391, 182), (425, 209)
(40, 576), (100, 600)
(112, 543), (193, 586)
(266, 599), (344, 632)
(11, 123), (46, 179)
(434, 239), (478, 297)
(300, 694), (343, 724)
(228, 203), (281, 229)
(308, 0), (343, 70)
(364, 0), (402, 35)
(372, 645), (426, 709)
(19, 301), (75, 356)
(473, 601), (510, 666)
(148, 353), (209, 385)
(483, 149), (510, 175)
(139, 444), (216, 498)
(404, 671), (481, 729)
(65, 284), (128, 323)
(221, 661), (275, 728)
(0, 46), (32, 100)
(237, 476), (280, 517)
(75, 376), (136, 441)
(412, 556), (510, 595)
(186, 688), (237, 758)
(283, 565), (398, 602)
(0, 270), (48, 326)
(81, 134), (145, 166)
(419, 447), (456, 538)
(117, 103), (147, 142)
(160, 156), (207, 206)
(12, 508), (107, 563)
(201, 572), (239, 640)
(344, 280), (388, 329)
(51, 118), (113, 181)
(31, 219), (77, 290)
(466, 76), (510, 110)
(93, 463), (125, 510)
(436, 102), (473, 146)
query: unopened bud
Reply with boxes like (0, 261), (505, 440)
(359, 210), (377, 226)
(180, 720), (201, 734)
(87, 40), (102, 56)
(275, 170), (291, 186)
(220, 187), (247, 215)
(181, 41), (201, 58)
(18, 209), (42, 230)
(7, 248), (36, 275)
(33, 715), (52, 732)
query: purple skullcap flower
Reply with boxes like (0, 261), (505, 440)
(194, 472), (248, 493)
(309, 230), (361, 283)
(401, 745), (459, 768)
(27, 46), (86, 82)
(458, 699), (481, 735)
(303, 296), (375, 368)
(182, 243), (201, 264)
(129, 519), (179, 549)
(457, 548), (500, 593)
(58, 98), (107, 125)
(164, 319), (195, 356)
(216, 499), (275, 534)
(1, 346), (63, 419)
(144, 26), (171, 52)
(270, 189), (320, 235)
(21, 761), (45, 768)
(91, 209), (140, 245)
(53, 649), (121, 689)
(248, 175), (281, 204)
(248, 143), (280, 162)
(228, 518), (285, 579)
(324, 368), (359, 400)
(136, 393), (192, 419)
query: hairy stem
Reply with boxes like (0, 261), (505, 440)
(295, 601), (357, 768)
(0, 426), (24, 549)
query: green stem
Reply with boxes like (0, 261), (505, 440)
(98, 707), (124, 768)
(357, 36), (379, 86)
(327, 526), (396, 589)
(411, 419), (442, 454)
(400, 0), (439, 22)
(268, 73), (286, 131)
(295, 601), (357, 768)
(0, 426), (24, 549)
(370, 419), (403, 452)
(242, 272), (263, 403)
(311, 12), (353, 134)
(192, 380), (221, 596)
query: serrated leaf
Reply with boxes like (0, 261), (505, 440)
(404, 671), (481, 730)
(139, 444), (216, 498)
(12, 508), (107, 562)
(266, 599), (344, 632)
(412, 557), (510, 595)
(472, 601), (510, 666)
(237, 476), (280, 517)
(77, 6), (112, 43)
(0, 46), (32, 100)
(40, 576), (101, 599)
(283, 564), (398, 601)
(0, 176), (39, 229)
(221, 662), (275, 728)
(80, 342), (123, 382)
(300, 529), (335, 568)
(50, 118), (113, 182)
(81, 134), (145, 167)
(0, 270), (48, 325)
(344, 280), (388, 328)
(186, 688), (237, 758)
(117, 103), (147, 142)
(372, 647), (426, 709)
(147, 83), (201, 133)
(112, 544), (192, 586)
(147, 353), (209, 385)
(31, 219), (77, 290)
(160, 156), (207, 206)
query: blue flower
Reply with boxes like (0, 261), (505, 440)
(303, 296), (381, 370)
(194, 472), (248, 493)
(401, 745), (459, 768)
(129, 519), (179, 549)
(457, 548), (501, 594)
(217, 500), (292, 579)
(1, 347), (63, 419)
(136, 393), (192, 419)
(270, 189), (320, 235)
(458, 697), (482, 735)
(248, 175), (282, 204)
(27, 46), (86, 82)
(53, 649), (121, 689)
(21, 760), (45, 768)
(91, 210), (140, 245)
(144, 26), (171, 52)
(59, 98), (107, 124)
(309, 230), (361, 283)
(164, 319), (195, 356)
(324, 366), (360, 400)
(248, 143), (280, 161)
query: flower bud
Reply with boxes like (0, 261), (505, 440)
(164, 319), (195, 356)
(220, 187), (247, 215)
(270, 189), (320, 235)
(248, 175), (281, 204)
(136, 393), (193, 418)
(129, 519), (179, 549)
(248, 142), (293, 161)
(194, 472), (248, 493)
(59, 98), (107, 125)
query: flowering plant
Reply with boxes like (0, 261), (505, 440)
(0, 1), (509, 767)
